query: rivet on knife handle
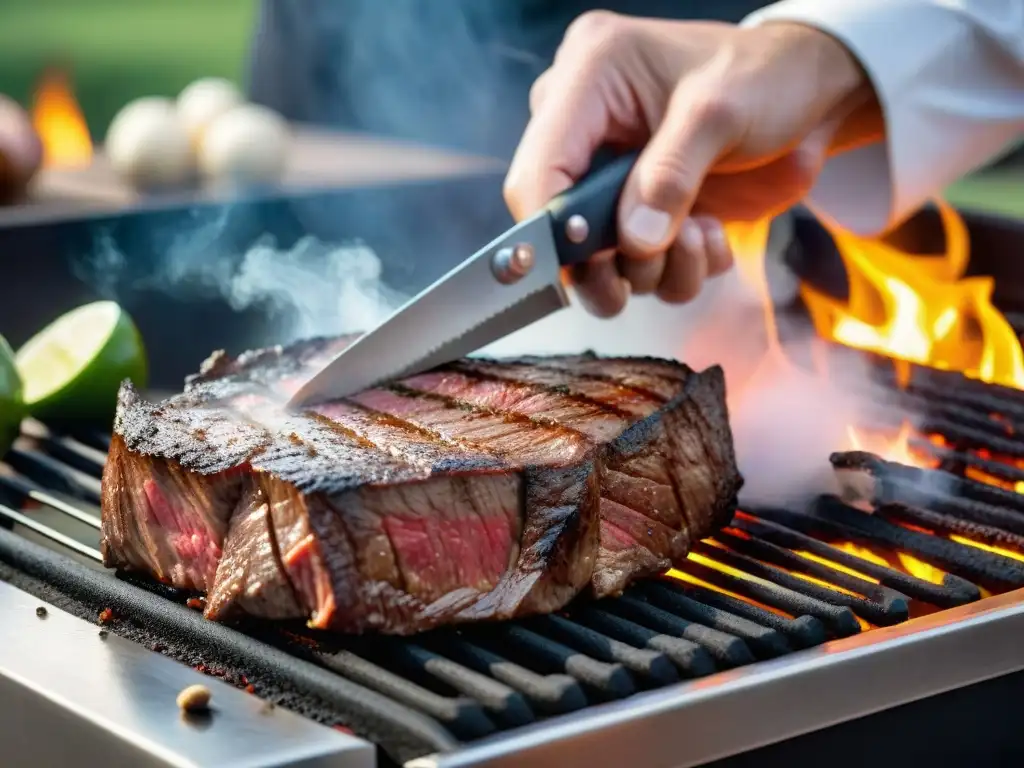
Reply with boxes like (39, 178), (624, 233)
(547, 150), (640, 266)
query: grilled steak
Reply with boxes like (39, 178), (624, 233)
(101, 336), (742, 634)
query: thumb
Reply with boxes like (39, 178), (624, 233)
(618, 85), (739, 260)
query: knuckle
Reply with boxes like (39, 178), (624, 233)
(688, 92), (744, 138)
(560, 10), (635, 65)
(528, 72), (550, 113)
(565, 10), (623, 45)
(637, 157), (698, 212)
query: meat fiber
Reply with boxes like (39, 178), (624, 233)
(100, 336), (742, 634)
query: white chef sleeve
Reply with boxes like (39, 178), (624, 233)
(742, 0), (1024, 236)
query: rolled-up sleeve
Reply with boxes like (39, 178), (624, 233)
(743, 0), (1024, 235)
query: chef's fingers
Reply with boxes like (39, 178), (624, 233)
(528, 69), (553, 114)
(504, 14), (631, 221)
(657, 220), (709, 304)
(571, 250), (630, 317)
(617, 249), (665, 296)
(693, 216), (733, 276)
(617, 77), (739, 261)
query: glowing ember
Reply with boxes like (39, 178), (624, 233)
(949, 534), (1024, 564)
(800, 200), (1024, 389)
(831, 542), (889, 568)
(793, 550), (879, 584)
(896, 553), (947, 585)
(31, 68), (93, 168)
(667, 568), (787, 616)
(831, 541), (949, 586)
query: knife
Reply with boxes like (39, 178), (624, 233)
(287, 150), (639, 407)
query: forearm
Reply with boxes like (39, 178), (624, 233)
(744, 0), (1024, 235)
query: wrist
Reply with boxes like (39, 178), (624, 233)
(760, 21), (883, 151)
(765, 21), (871, 106)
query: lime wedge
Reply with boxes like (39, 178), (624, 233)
(0, 334), (24, 455)
(15, 301), (148, 424)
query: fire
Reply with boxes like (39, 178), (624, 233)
(896, 553), (947, 585)
(845, 421), (923, 466)
(950, 534), (1024, 564)
(827, 540), (949, 585)
(831, 541), (889, 567)
(801, 200), (1024, 389)
(793, 549), (879, 584)
(31, 67), (93, 168)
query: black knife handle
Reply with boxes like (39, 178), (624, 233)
(546, 150), (639, 266)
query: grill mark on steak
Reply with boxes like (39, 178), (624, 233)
(311, 399), (506, 475)
(387, 382), (592, 443)
(448, 360), (640, 421)
(349, 387), (589, 466)
(499, 359), (675, 404)
(455, 359), (664, 418)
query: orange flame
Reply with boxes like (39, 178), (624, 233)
(801, 200), (1024, 389)
(845, 421), (923, 466)
(31, 68), (93, 168)
(831, 540), (948, 585)
(896, 553), (947, 585)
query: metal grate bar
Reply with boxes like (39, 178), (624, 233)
(0, 502), (102, 561)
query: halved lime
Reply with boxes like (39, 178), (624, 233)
(0, 334), (23, 455)
(15, 301), (148, 425)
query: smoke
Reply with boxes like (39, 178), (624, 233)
(79, 210), (409, 344)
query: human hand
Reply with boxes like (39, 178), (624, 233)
(504, 12), (881, 316)
(0, 95), (42, 205)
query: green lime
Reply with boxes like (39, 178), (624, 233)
(15, 301), (148, 425)
(0, 334), (24, 456)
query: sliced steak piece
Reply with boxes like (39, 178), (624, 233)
(101, 337), (741, 634)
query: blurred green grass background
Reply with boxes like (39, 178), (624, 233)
(0, 0), (1020, 218)
(0, 0), (256, 139)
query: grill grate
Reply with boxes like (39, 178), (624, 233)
(3, 394), (1024, 764)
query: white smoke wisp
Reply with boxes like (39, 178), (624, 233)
(78, 211), (410, 345)
(202, 235), (407, 342)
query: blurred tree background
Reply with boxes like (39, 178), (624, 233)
(0, 0), (1020, 217)
(0, 0), (256, 140)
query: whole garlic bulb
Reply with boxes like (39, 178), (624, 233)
(105, 97), (194, 190)
(177, 78), (243, 144)
(197, 104), (289, 184)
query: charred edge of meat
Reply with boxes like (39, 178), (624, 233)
(185, 335), (359, 389)
(113, 380), (271, 475)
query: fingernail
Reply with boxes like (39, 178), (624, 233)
(624, 205), (672, 248)
(680, 218), (704, 253)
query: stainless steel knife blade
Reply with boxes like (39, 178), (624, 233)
(286, 211), (568, 407)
